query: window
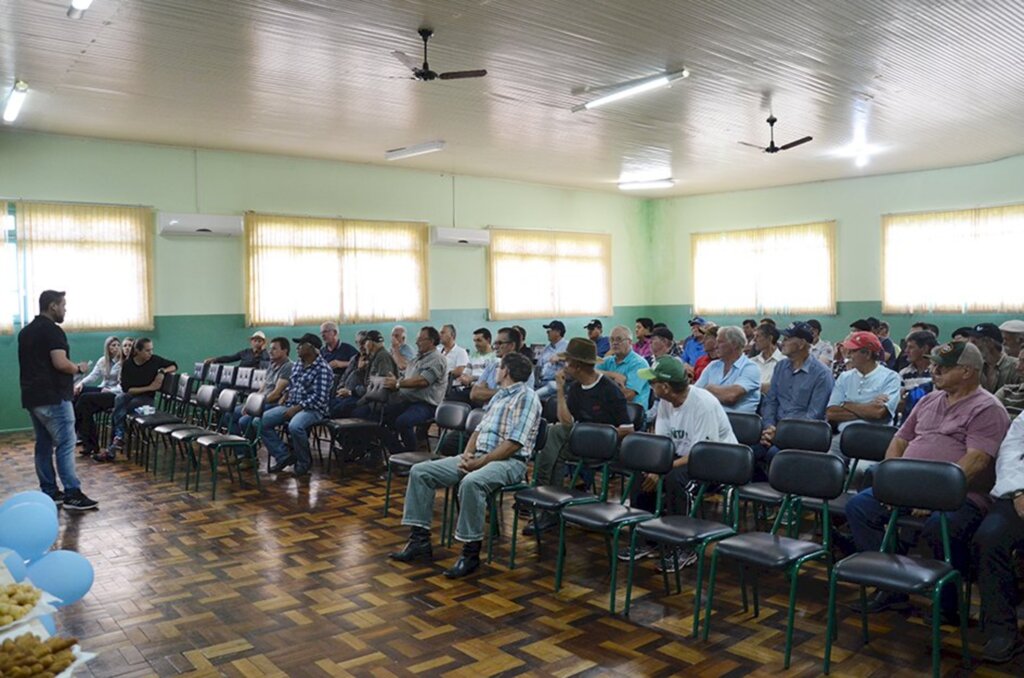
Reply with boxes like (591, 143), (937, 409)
(487, 228), (612, 320)
(692, 221), (836, 315)
(883, 204), (1024, 313)
(1, 203), (17, 334)
(11, 201), (154, 332)
(245, 212), (428, 325)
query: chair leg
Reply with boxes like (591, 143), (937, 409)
(957, 577), (971, 666)
(383, 467), (393, 515)
(751, 568), (760, 617)
(609, 526), (623, 614)
(860, 585), (869, 644)
(624, 529), (639, 616)
(930, 587), (942, 678)
(660, 544), (671, 595)
(209, 448), (219, 500)
(702, 550), (721, 641)
(509, 504), (521, 570)
(554, 516), (567, 592)
(823, 570), (838, 674)
(692, 543), (707, 638)
(739, 564), (748, 612)
(783, 564), (802, 669)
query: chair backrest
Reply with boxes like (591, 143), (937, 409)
(193, 384), (217, 410)
(216, 387), (238, 413)
(569, 422), (620, 463)
(769, 449), (845, 499)
(241, 392), (266, 418)
(250, 369), (267, 392)
(219, 365), (236, 387)
(727, 412), (762, 447)
(534, 418), (548, 451)
(435, 400), (471, 431)
(618, 432), (675, 475)
(542, 396), (559, 424)
(688, 442), (755, 487)
(774, 418), (832, 452)
(205, 363), (222, 384)
(192, 361), (206, 380)
(160, 371), (179, 397)
(839, 422), (897, 462)
(175, 374), (194, 408)
(466, 408), (486, 435)
(872, 459), (966, 512)
(235, 366), (253, 391)
(625, 402), (646, 431)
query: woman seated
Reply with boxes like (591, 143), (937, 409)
(74, 336), (124, 456)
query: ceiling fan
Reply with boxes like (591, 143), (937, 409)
(739, 115), (813, 153)
(392, 28), (487, 82)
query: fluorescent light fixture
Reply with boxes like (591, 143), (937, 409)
(3, 81), (28, 123)
(573, 69), (689, 113)
(385, 139), (446, 161)
(618, 178), (675, 191)
(67, 0), (94, 19)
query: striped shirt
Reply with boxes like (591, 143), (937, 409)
(476, 381), (542, 460)
(286, 354), (333, 417)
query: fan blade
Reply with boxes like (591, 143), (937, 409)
(439, 69), (487, 80)
(779, 136), (813, 150)
(392, 50), (421, 71)
(738, 141), (766, 150)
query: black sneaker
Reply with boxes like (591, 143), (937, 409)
(63, 490), (99, 511)
(45, 490), (65, 508)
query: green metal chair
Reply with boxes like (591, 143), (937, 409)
(703, 449), (845, 668)
(823, 459), (970, 678)
(192, 392), (266, 499)
(484, 418), (547, 562)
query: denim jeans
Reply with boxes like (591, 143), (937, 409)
(111, 392), (154, 439)
(973, 498), (1024, 636)
(382, 401), (436, 454)
(29, 401), (79, 494)
(261, 406), (323, 469)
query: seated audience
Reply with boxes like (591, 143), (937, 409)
(526, 338), (632, 534)
(597, 325), (651, 408)
(692, 323), (718, 381)
(952, 326), (972, 341)
(830, 342), (849, 379)
(332, 330), (398, 419)
(329, 333), (367, 418)
(514, 325), (534, 362)
(993, 356), (1024, 413)
(826, 331), (901, 456)
(633, 317), (654, 360)
(864, 316), (897, 368)
(999, 319), (1024, 358)
(585, 319), (611, 357)
(694, 325), (761, 414)
(74, 336), (122, 456)
(390, 325), (416, 372)
(973, 412), (1024, 662)
(751, 323), (783, 394)
(262, 333), (333, 476)
(449, 327), (494, 401)
(759, 322), (834, 464)
(760, 317), (776, 328)
(846, 341), (1009, 625)
(377, 327), (448, 454)
(471, 327), (535, 406)
(102, 338), (177, 461)
(439, 324), (469, 379)
(807, 319), (834, 367)
(742, 318), (758, 357)
(320, 322), (358, 373)
(204, 330), (269, 369)
(390, 352), (541, 578)
(898, 329), (939, 421)
(682, 316), (708, 366)
(649, 326), (683, 363)
(971, 323), (1020, 393)
(535, 320), (569, 400)
(234, 336), (292, 433)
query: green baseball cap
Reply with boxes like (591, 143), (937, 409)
(638, 356), (688, 384)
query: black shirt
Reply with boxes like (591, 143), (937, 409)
(321, 342), (358, 372)
(566, 374), (630, 426)
(18, 315), (73, 408)
(121, 354), (177, 392)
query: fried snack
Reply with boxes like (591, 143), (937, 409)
(0, 583), (43, 627)
(0, 633), (77, 677)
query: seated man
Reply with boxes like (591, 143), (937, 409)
(633, 317), (654, 360)
(759, 322), (834, 465)
(471, 327), (535, 407)
(439, 324), (469, 380)
(970, 323), (1020, 393)
(826, 331), (901, 457)
(597, 325), (651, 408)
(682, 316), (708, 366)
(649, 326), (684, 364)
(390, 352), (541, 578)
(994, 356), (1024, 413)
(898, 329), (939, 421)
(448, 327), (494, 401)
(693, 325), (761, 414)
(751, 322), (783, 394)
(261, 333), (333, 476)
(320, 322), (358, 373)
(526, 337), (633, 534)
(232, 336), (292, 434)
(204, 330), (269, 369)
(846, 341), (1009, 623)
(999, 319), (1024, 359)
(973, 412), (1024, 663)
(379, 327), (448, 454)
(586, 319), (611, 357)
(535, 320), (569, 400)
(807, 319), (835, 367)
(102, 338), (177, 460)
(389, 324), (417, 373)
(329, 331), (367, 418)
(332, 330), (397, 417)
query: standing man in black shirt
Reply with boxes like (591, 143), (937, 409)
(17, 290), (98, 510)
(100, 337), (177, 461)
(526, 337), (633, 534)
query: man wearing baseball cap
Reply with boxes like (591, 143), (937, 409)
(969, 323), (1019, 394)
(584, 319), (610, 357)
(825, 331), (902, 451)
(846, 340), (1009, 627)
(998, 319), (1024, 358)
(682, 316), (708, 366)
(535, 320), (569, 400)
(204, 329), (270, 369)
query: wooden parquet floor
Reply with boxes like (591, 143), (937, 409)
(1, 430), (1021, 677)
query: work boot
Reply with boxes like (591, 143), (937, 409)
(443, 540), (482, 578)
(389, 526), (433, 563)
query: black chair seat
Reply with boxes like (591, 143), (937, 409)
(195, 433), (245, 447)
(561, 503), (653, 530)
(388, 451), (436, 471)
(154, 422), (202, 435)
(636, 515), (735, 545)
(834, 552), (954, 592)
(801, 491), (854, 515)
(515, 486), (594, 511)
(134, 412), (181, 427)
(737, 482), (784, 505)
(326, 417), (379, 431)
(170, 426), (210, 441)
(716, 532), (825, 569)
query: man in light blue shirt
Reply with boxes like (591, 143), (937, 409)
(826, 331), (902, 457)
(682, 316), (708, 366)
(694, 325), (761, 413)
(535, 320), (569, 399)
(597, 325), (651, 408)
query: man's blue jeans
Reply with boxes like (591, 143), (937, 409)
(111, 392), (154, 439)
(381, 401), (436, 453)
(29, 401), (80, 494)
(261, 406), (322, 469)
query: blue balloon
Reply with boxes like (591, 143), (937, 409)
(0, 491), (58, 518)
(39, 614), (57, 636)
(0, 547), (27, 582)
(26, 550), (94, 608)
(0, 503), (58, 561)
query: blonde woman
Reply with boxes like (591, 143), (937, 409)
(75, 336), (123, 456)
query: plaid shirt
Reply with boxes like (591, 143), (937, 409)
(476, 381), (542, 460)
(285, 354), (333, 417)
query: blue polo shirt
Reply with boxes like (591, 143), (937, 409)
(682, 335), (706, 366)
(827, 363), (901, 432)
(598, 350), (651, 407)
(594, 335), (611, 357)
(762, 356), (835, 427)
(694, 354), (761, 413)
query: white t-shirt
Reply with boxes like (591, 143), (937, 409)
(654, 386), (737, 458)
(439, 343), (470, 372)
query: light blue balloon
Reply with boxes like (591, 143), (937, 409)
(0, 547), (27, 582)
(0, 491), (58, 518)
(39, 614), (57, 636)
(0, 503), (58, 561)
(26, 550), (94, 608)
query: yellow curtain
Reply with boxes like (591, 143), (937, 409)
(692, 221), (836, 314)
(0, 202), (14, 334)
(487, 228), (612, 320)
(245, 212), (428, 326)
(883, 204), (1024, 313)
(16, 201), (154, 331)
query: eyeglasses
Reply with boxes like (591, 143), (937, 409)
(494, 340), (512, 345)
(610, 337), (630, 344)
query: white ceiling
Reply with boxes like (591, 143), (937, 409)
(2, 0), (1024, 196)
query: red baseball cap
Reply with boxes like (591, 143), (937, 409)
(841, 331), (883, 353)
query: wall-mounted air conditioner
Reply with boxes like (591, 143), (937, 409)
(157, 212), (243, 237)
(430, 226), (490, 247)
